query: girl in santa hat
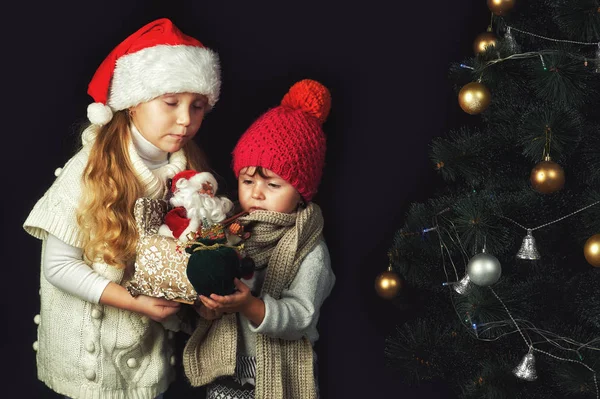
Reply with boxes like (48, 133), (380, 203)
(183, 79), (336, 399)
(23, 18), (221, 399)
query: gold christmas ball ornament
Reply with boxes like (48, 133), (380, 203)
(487, 0), (515, 16)
(375, 269), (403, 299)
(474, 32), (497, 54)
(458, 82), (491, 115)
(530, 157), (565, 194)
(584, 234), (600, 267)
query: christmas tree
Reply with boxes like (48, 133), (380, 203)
(380, 1), (600, 398)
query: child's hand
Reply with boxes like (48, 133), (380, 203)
(193, 302), (223, 320)
(199, 278), (253, 314)
(135, 295), (181, 323)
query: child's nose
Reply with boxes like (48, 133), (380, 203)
(251, 186), (264, 199)
(176, 108), (191, 126)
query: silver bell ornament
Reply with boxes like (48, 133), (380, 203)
(516, 229), (541, 260)
(513, 348), (538, 381)
(453, 274), (472, 295)
(504, 27), (520, 54)
(467, 249), (502, 286)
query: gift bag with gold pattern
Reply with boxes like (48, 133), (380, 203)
(126, 197), (198, 304)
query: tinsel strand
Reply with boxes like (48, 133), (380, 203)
(507, 25), (600, 45)
(499, 200), (600, 231)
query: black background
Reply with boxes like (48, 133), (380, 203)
(4, 1), (490, 397)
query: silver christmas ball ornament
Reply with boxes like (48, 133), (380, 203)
(467, 252), (502, 286)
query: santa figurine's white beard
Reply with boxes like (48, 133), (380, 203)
(157, 176), (234, 239)
(171, 187), (234, 227)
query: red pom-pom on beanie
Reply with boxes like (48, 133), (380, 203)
(232, 79), (331, 202)
(281, 79), (331, 124)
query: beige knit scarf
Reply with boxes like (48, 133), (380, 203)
(183, 203), (324, 399)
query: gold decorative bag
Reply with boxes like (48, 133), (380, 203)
(126, 197), (198, 304)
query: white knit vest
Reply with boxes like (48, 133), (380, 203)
(24, 138), (187, 399)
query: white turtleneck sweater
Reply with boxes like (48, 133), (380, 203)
(43, 125), (175, 303)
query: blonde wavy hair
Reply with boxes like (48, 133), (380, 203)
(76, 110), (208, 268)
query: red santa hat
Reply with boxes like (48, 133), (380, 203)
(87, 18), (220, 126)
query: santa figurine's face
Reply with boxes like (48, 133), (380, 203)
(170, 171), (233, 227)
(129, 93), (208, 153)
(238, 166), (302, 214)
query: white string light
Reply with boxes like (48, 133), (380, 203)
(482, 289), (599, 398)
(460, 23), (600, 72)
(471, 319), (600, 354)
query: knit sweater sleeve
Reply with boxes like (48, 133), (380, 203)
(249, 240), (335, 341)
(23, 147), (90, 247)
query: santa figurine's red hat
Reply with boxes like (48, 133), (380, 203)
(170, 170), (201, 192)
(170, 170), (218, 196)
(87, 18), (220, 126)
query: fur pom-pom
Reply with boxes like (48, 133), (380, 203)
(87, 102), (113, 126)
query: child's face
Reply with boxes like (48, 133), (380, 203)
(238, 167), (302, 214)
(129, 93), (208, 153)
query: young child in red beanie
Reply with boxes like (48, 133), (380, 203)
(182, 79), (336, 399)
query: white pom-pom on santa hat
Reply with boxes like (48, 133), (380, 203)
(87, 102), (114, 126)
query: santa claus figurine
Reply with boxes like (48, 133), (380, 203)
(158, 170), (234, 241)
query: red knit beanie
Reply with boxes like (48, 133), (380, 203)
(232, 79), (331, 202)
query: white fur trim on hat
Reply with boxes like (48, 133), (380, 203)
(87, 102), (114, 126)
(108, 45), (220, 111)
